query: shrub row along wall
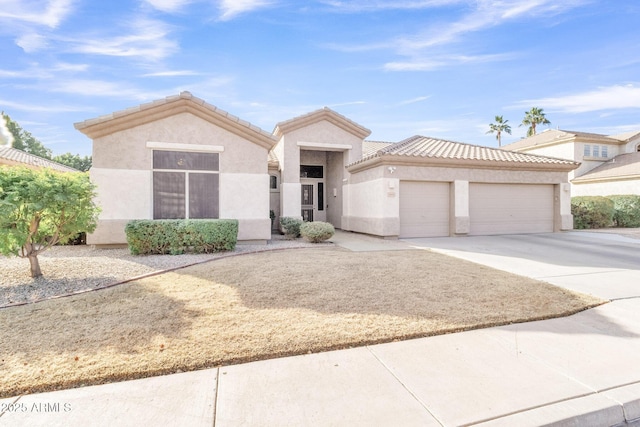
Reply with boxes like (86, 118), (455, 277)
(572, 195), (640, 229)
(125, 219), (238, 255)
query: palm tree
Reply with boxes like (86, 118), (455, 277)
(520, 107), (550, 137)
(486, 115), (512, 147)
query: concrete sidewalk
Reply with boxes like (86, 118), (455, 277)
(2, 230), (640, 426)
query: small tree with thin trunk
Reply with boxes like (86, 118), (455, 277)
(0, 166), (100, 278)
(486, 115), (512, 147)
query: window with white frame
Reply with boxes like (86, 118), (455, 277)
(152, 150), (219, 219)
(592, 145), (600, 157)
(583, 144), (591, 157)
(601, 145), (608, 158)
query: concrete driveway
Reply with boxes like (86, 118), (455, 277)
(403, 231), (640, 301)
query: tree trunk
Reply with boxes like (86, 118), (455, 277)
(28, 254), (42, 278)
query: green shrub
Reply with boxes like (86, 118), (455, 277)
(279, 216), (303, 239)
(300, 221), (335, 243)
(571, 196), (615, 229)
(124, 219), (238, 255)
(608, 195), (640, 228)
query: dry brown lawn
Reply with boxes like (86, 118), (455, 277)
(0, 247), (604, 398)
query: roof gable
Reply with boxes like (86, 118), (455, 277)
(273, 107), (371, 139)
(348, 135), (579, 172)
(572, 152), (640, 183)
(75, 92), (277, 150)
(504, 129), (625, 152)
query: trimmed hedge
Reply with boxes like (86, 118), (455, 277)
(300, 221), (335, 243)
(571, 196), (615, 229)
(279, 217), (303, 239)
(609, 195), (640, 228)
(125, 219), (238, 255)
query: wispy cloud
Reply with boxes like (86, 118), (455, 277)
(218, 0), (275, 21)
(385, 52), (517, 71)
(396, 96), (430, 106)
(328, 101), (366, 108)
(513, 84), (640, 113)
(0, 98), (86, 113)
(0, 0), (76, 28)
(144, 0), (192, 13)
(15, 33), (49, 52)
(142, 70), (201, 77)
(68, 18), (178, 60)
(318, 0), (464, 12)
(45, 79), (153, 100)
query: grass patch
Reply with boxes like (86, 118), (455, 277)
(0, 247), (604, 398)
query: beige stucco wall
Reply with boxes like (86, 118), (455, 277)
(88, 111), (271, 245)
(343, 162), (573, 238)
(572, 179), (640, 196)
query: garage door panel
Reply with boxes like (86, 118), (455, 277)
(400, 181), (450, 238)
(470, 184), (553, 235)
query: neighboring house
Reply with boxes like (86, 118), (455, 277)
(503, 129), (640, 197)
(0, 146), (79, 173)
(76, 92), (579, 246)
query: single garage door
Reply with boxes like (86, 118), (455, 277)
(469, 183), (554, 235)
(399, 181), (450, 238)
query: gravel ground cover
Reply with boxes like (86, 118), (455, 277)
(0, 237), (322, 307)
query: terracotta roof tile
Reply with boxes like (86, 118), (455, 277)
(0, 146), (79, 172)
(353, 135), (578, 166)
(362, 140), (394, 157)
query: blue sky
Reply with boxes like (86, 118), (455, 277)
(1, 0), (640, 157)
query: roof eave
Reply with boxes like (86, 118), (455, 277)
(348, 154), (579, 173)
(75, 96), (277, 151)
(274, 109), (371, 140)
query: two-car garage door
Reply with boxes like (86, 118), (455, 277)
(399, 181), (554, 238)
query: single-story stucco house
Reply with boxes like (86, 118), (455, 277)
(0, 146), (78, 172)
(503, 129), (640, 197)
(75, 92), (579, 245)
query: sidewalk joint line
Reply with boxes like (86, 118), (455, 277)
(212, 368), (219, 427)
(366, 346), (445, 427)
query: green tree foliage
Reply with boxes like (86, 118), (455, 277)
(0, 166), (100, 278)
(486, 115), (512, 147)
(520, 107), (551, 137)
(1, 112), (52, 159)
(52, 152), (92, 172)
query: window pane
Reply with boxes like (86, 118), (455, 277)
(154, 151), (219, 171)
(318, 182), (324, 211)
(154, 172), (185, 219)
(601, 146), (608, 158)
(301, 184), (314, 205)
(270, 175), (277, 189)
(592, 146), (600, 157)
(300, 165), (323, 178)
(583, 145), (591, 156)
(189, 173), (219, 219)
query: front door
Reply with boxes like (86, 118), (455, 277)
(301, 180), (326, 222)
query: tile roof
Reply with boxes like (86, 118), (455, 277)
(572, 152), (640, 183)
(274, 107), (371, 139)
(0, 146), (79, 172)
(350, 135), (579, 169)
(608, 130), (640, 142)
(362, 140), (394, 157)
(503, 129), (626, 151)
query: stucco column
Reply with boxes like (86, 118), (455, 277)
(453, 180), (470, 235)
(557, 183), (573, 231)
(281, 182), (302, 219)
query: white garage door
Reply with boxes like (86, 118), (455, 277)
(399, 181), (450, 238)
(469, 183), (554, 235)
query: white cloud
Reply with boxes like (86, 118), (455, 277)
(513, 85), (640, 113)
(144, 0), (191, 13)
(318, 0), (464, 12)
(0, 98), (86, 112)
(142, 70), (201, 77)
(385, 52), (516, 71)
(218, 0), (274, 21)
(47, 79), (152, 100)
(396, 96), (431, 106)
(15, 33), (49, 53)
(0, 0), (75, 28)
(68, 18), (178, 60)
